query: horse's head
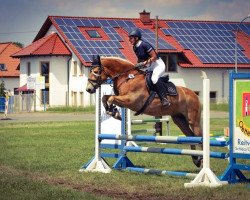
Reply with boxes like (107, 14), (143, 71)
(86, 55), (135, 93)
(86, 55), (108, 93)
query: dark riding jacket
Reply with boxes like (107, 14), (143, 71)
(133, 40), (153, 63)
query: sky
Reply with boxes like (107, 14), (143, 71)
(0, 0), (249, 47)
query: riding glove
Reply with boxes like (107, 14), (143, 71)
(135, 62), (145, 69)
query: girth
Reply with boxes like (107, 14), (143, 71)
(134, 72), (178, 116)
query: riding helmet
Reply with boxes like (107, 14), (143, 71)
(129, 29), (142, 39)
(92, 55), (101, 67)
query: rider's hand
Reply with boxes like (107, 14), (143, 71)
(135, 62), (145, 69)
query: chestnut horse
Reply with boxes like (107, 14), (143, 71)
(86, 56), (203, 167)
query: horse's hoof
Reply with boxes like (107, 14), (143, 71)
(193, 157), (203, 168)
(114, 112), (122, 120)
(106, 111), (112, 115)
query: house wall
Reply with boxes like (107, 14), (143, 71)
(68, 54), (93, 107)
(19, 56), (70, 110)
(45, 25), (94, 107)
(170, 66), (249, 103)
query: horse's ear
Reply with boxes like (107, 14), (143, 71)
(92, 55), (101, 67)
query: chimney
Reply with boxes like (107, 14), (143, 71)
(139, 10), (151, 23)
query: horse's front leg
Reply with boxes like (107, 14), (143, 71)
(102, 95), (122, 120)
(102, 94), (132, 120)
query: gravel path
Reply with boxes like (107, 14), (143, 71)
(0, 110), (228, 123)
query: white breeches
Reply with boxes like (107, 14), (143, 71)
(143, 57), (166, 84)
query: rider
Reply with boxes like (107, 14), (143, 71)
(128, 28), (170, 107)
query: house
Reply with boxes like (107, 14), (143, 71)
(12, 11), (250, 110)
(0, 42), (21, 94)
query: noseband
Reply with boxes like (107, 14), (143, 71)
(88, 64), (107, 89)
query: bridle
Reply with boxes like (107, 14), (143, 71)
(88, 62), (141, 90)
(88, 64), (108, 90)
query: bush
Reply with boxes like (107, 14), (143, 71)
(0, 81), (6, 97)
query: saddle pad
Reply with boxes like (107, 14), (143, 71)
(162, 81), (178, 96)
(145, 72), (178, 96)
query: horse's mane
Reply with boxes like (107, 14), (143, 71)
(101, 56), (134, 68)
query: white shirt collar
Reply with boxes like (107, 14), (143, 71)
(135, 40), (142, 47)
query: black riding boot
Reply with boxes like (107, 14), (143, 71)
(155, 80), (170, 107)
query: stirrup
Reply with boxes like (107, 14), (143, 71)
(161, 98), (170, 107)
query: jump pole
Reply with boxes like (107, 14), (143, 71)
(184, 71), (228, 187)
(126, 109), (138, 147)
(79, 87), (111, 173)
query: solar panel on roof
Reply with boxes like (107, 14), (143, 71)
(80, 19), (93, 27)
(163, 21), (250, 64)
(98, 19), (110, 27)
(64, 33), (73, 39)
(59, 25), (68, 33)
(63, 18), (76, 26)
(116, 20), (127, 27)
(107, 20), (119, 27)
(72, 19), (84, 26)
(53, 17), (128, 62)
(88, 19), (101, 27)
(124, 20), (136, 27)
(55, 18), (65, 26)
(124, 27), (175, 50)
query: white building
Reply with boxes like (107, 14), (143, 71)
(0, 42), (21, 94)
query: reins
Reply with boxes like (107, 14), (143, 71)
(89, 63), (141, 89)
(88, 58), (151, 91)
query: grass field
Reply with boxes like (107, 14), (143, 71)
(1, 118), (250, 200)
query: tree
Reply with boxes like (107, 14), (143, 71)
(13, 42), (24, 48)
(0, 81), (6, 97)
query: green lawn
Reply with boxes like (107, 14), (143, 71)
(0, 119), (249, 200)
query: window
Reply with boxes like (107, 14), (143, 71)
(41, 88), (49, 105)
(210, 91), (217, 103)
(40, 62), (49, 106)
(80, 65), (84, 75)
(86, 30), (101, 38)
(0, 64), (6, 71)
(158, 53), (177, 72)
(72, 91), (77, 106)
(78, 27), (109, 41)
(41, 62), (49, 84)
(27, 62), (31, 76)
(80, 92), (84, 106)
(73, 61), (77, 76)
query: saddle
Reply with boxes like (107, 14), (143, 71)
(134, 71), (178, 116)
(145, 71), (177, 96)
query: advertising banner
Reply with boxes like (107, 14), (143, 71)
(233, 80), (250, 154)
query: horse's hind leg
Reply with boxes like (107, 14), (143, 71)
(172, 114), (202, 168)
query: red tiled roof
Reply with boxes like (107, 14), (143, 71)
(12, 33), (71, 58)
(0, 42), (21, 77)
(32, 15), (250, 68)
(237, 32), (250, 58)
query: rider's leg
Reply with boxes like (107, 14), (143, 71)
(151, 58), (170, 107)
(154, 80), (170, 107)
